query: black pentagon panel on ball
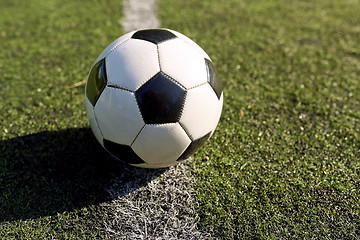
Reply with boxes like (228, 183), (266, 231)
(86, 59), (108, 106)
(205, 59), (222, 99)
(177, 132), (212, 161)
(135, 72), (186, 124)
(103, 139), (145, 164)
(131, 29), (177, 44)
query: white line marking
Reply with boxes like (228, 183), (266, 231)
(122, 0), (160, 32)
(102, 0), (211, 238)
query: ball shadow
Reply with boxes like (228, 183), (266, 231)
(0, 128), (166, 221)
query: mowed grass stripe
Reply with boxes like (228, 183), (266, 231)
(158, 0), (360, 239)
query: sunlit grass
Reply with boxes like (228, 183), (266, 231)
(159, 0), (360, 238)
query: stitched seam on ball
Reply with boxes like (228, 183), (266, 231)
(105, 38), (130, 58)
(187, 81), (208, 90)
(130, 124), (146, 146)
(177, 90), (187, 123)
(133, 90), (146, 126)
(107, 83), (134, 93)
(106, 57), (133, 92)
(161, 71), (186, 90)
(134, 45), (162, 91)
(178, 121), (194, 141)
(145, 122), (178, 127)
(157, 45), (162, 70)
(135, 71), (161, 92)
(93, 106), (105, 140)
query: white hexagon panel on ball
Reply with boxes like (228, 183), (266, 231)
(94, 31), (136, 64)
(132, 123), (191, 168)
(158, 38), (208, 89)
(180, 83), (222, 141)
(94, 87), (145, 146)
(105, 38), (160, 91)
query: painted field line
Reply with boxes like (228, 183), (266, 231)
(101, 0), (210, 239)
(122, 0), (160, 32)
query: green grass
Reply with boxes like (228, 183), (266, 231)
(1, 0), (122, 135)
(0, 0), (124, 238)
(1, 0), (360, 239)
(158, 0), (360, 239)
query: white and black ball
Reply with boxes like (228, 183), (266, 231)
(85, 28), (223, 168)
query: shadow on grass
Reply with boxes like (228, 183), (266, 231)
(0, 128), (166, 221)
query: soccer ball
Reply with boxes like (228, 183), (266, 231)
(85, 28), (223, 168)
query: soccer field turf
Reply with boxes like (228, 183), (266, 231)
(1, 0), (360, 239)
(159, 0), (360, 238)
